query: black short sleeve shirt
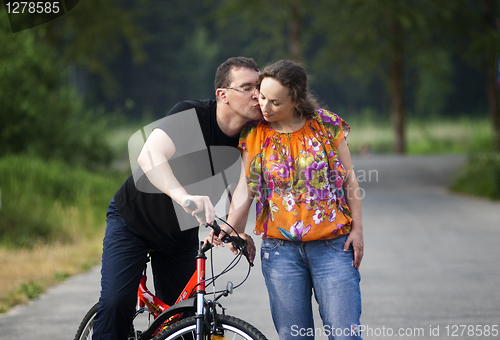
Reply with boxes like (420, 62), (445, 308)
(113, 99), (240, 251)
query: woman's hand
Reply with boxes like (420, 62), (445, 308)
(203, 230), (256, 264)
(203, 229), (224, 247)
(236, 233), (256, 264)
(344, 228), (364, 270)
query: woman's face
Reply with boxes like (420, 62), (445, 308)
(259, 77), (297, 124)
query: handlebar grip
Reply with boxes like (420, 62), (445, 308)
(183, 199), (197, 211)
(183, 199), (205, 220)
(201, 218), (254, 267)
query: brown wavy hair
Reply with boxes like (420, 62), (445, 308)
(257, 60), (319, 117)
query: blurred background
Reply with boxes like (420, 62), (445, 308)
(0, 0), (499, 313)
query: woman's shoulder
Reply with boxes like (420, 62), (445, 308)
(239, 119), (271, 151)
(239, 119), (269, 140)
(312, 109), (350, 140)
(313, 109), (344, 126)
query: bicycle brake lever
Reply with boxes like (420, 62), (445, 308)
(206, 222), (254, 267)
(225, 237), (254, 267)
(206, 220), (221, 236)
(213, 220), (222, 235)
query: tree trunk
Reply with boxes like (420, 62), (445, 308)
(288, 0), (301, 62)
(482, 0), (500, 152)
(389, 16), (406, 154)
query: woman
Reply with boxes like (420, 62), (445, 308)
(221, 60), (364, 340)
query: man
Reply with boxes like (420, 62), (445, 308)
(92, 57), (261, 340)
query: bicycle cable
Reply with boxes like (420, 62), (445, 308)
(214, 216), (252, 290)
(195, 215), (252, 295)
(188, 217), (248, 298)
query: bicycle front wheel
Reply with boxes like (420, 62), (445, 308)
(153, 314), (268, 340)
(74, 302), (99, 340)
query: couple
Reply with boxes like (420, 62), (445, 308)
(93, 57), (364, 340)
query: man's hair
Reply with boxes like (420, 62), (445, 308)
(214, 57), (259, 90)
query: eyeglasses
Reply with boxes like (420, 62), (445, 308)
(223, 85), (257, 94)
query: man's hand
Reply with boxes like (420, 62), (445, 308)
(183, 196), (215, 225)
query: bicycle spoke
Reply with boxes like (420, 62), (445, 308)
(154, 315), (267, 340)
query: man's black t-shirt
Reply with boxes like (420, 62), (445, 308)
(113, 99), (240, 251)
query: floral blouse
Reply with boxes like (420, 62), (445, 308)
(239, 109), (352, 242)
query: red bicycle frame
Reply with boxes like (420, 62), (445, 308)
(136, 266), (200, 319)
(134, 243), (210, 338)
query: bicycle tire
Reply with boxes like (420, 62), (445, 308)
(74, 302), (99, 340)
(152, 314), (268, 340)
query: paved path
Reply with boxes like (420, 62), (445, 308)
(1, 155), (499, 340)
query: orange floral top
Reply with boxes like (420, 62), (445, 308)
(239, 109), (352, 241)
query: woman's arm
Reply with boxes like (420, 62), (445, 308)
(337, 138), (364, 269)
(209, 150), (256, 261)
(226, 151), (255, 233)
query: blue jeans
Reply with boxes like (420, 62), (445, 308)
(92, 199), (197, 340)
(261, 235), (362, 340)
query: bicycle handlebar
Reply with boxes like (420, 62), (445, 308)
(209, 220), (253, 267)
(184, 199), (253, 267)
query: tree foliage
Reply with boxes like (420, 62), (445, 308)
(312, 0), (459, 153)
(209, 0), (465, 153)
(2, 0), (498, 159)
(0, 16), (113, 167)
(42, 0), (147, 94)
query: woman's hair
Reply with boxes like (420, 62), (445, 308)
(257, 60), (319, 117)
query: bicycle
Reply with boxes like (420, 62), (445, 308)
(74, 200), (267, 340)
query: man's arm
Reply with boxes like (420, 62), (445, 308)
(137, 128), (215, 224)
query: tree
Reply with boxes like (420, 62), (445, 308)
(41, 0), (147, 95)
(211, 0), (460, 154)
(0, 17), (113, 167)
(314, 0), (455, 154)
(211, 0), (318, 63)
(84, 0), (223, 119)
(479, 0), (500, 152)
(443, 0), (500, 152)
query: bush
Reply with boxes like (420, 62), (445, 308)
(0, 155), (126, 248)
(0, 19), (115, 169)
(450, 152), (500, 200)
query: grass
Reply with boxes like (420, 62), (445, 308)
(345, 115), (493, 155)
(0, 154), (126, 312)
(0, 155), (126, 247)
(345, 114), (499, 200)
(449, 152), (500, 200)
(0, 237), (103, 313)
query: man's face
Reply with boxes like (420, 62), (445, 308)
(225, 67), (262, 121)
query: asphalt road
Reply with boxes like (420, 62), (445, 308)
(1, 154), (499, 340)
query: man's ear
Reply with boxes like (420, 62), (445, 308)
(216, 88), (229, 104)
